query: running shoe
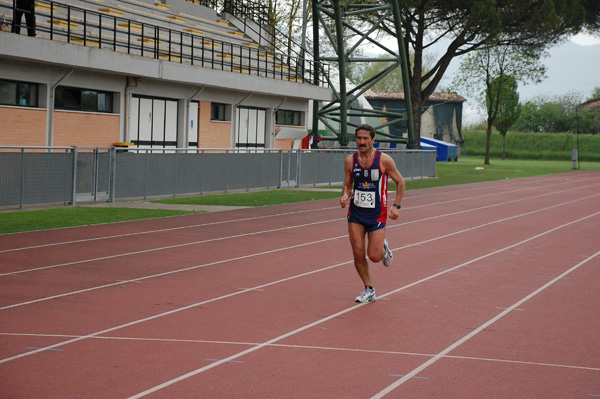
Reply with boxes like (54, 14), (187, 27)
(383, 238), (393, 267)
(355, 286), (376, 303)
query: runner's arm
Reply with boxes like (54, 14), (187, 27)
(381, 153), (405, 220)
(340, 155), (354, 208)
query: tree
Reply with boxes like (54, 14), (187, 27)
(351, 53), (434, 91)
(491, 75), (521, 159)
(259, 0), (306, 55)
(353, 0), (587, 147)
(582, 0), (600, 32)
(540, 102), (571, 131)
(574, 108), (599, 134)
(513, 92), (591, 133)
(513, 101), (543, 132)
(452, 45), (546, 164)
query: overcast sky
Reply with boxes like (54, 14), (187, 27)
(362, 33), (600, 125)
(453, 34), (600, 124)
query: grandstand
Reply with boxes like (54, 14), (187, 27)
(0, 0), (331, 150)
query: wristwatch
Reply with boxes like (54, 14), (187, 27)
(393, 203), (401, 209)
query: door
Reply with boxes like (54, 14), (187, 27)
(236, 107), (266, 148)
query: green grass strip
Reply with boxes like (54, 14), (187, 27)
(0, 207), (194, 235)
(154, 189), (340, 207)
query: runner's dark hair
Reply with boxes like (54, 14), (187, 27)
(355, 124), (376, 139)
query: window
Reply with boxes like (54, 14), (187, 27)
(211, 102), (231, 121)
(55, 86), (113, 113)
(276, 110), (303, 126)
(0, 79), (38, 107)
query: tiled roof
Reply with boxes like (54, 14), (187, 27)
(364, 89), (466, 103)
(581, 97), (600, 111)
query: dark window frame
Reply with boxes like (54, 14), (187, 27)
(55, 86), (114, 113)
(276, 109), (303, 126)
(0, 79), (39, 107)
(211, 102), (231, 122)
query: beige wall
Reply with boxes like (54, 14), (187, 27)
(1, 101), (311, 149)
(197, 101), (231, 148)
(0, 107), (120, 147)
(0, 107), (47, 146)
(53, 111), (120, 147)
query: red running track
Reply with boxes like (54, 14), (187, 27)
(1, 171), (599, 398)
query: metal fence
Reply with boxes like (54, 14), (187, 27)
(0, 146), (436, 209)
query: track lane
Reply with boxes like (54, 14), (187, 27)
(1, 175), (597, 308)
(1, 171), (598, 398)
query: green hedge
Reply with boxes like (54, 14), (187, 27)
(462, 130), (600, 162)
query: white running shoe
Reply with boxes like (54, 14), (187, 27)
(355, 286), (376, 303)
(383, 238), (393, 267)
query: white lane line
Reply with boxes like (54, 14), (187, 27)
(123, 212), (599, 398)
(4, 182), (598, 279)
(1, 209), (596, 389)
(2, 174), (594, 254)
(0, 234), (342, 310)
(0, 259), (350, 365)
(0, 217), (343, 277)
(2, 193), (599, 311)
(0, 208), (328, 253)
(403, 174), (599, 204)
(4, 332), (599, 373)
(370, 247), (600, 399)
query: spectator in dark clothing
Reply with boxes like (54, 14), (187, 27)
(12, 0), (36, 37)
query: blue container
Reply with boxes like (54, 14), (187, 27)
(420, 137), (457, 162)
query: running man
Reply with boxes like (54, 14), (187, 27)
(340, 124), (405, 303)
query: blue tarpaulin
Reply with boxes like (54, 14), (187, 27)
(421, 137), (457, 162)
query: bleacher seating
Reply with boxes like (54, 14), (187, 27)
(0, 0), (316, 84)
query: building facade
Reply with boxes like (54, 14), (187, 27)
(0, 0), (330, 150)
(364, 89), (466, 145)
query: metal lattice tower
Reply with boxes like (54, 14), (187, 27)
(311, 0), (415, 148)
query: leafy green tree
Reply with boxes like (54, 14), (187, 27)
(259, 0), (306, 56)
(351, 53), (434, 91)
(539, 102), (571, 132)
(492, 76), (521, 159)
(513, 101), (541, 132)
(582, 0), (600, 31)
(513, 92), (593, 133)
(351, 0), (587, 147)
(574, 108), (599, 134)
(452, 45), (546, 164)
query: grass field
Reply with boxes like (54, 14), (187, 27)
(403, 156), (599, 190)
(1, 156), (598, 234)
(462, 130), (600, 162)
(154, 189), (341, 207)
(0, 207), (196, 235)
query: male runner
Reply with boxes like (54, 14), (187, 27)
(340, 124), (405, 303)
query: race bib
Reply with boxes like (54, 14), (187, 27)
(353, 190), (375, 208)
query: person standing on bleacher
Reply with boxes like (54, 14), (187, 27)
(12, 0), (36, 37)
